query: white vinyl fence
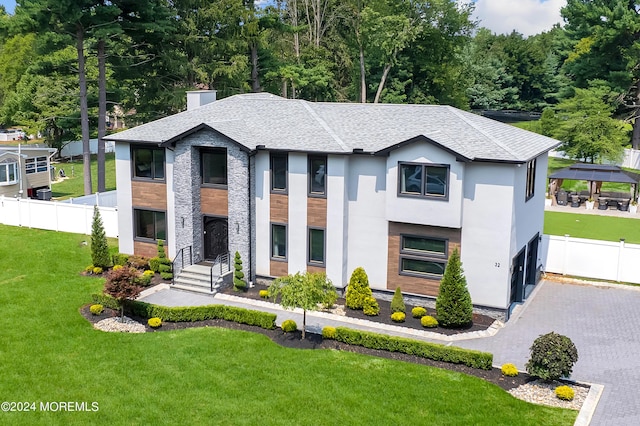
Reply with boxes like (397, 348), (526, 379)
(0, 196), (118, 238)
(59, 190), (117, 208)
(59, 139), (115, 158)
(541, 234), (640, 284)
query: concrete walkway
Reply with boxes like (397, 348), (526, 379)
(138, 280), (640, 425)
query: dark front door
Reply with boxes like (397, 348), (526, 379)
(525, 234), (539, 286)
(510, 248), (526, 304)
(203, 217), (228, 260)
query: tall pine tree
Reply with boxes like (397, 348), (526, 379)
(435, 248), (472, 327)
(91, 206), (110, 269)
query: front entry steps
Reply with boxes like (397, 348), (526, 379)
(172, 264), (223, 295)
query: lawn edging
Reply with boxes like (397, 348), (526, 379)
(332, 326), (493, 370)
(91, 293), (277, 329)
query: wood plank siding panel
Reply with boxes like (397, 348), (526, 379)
(134, 241), (158, 259)
(307, 197), (327, 227)
(270, 193), (289, 277)
(387, 222), (461, 296)
(131, 181), (167, 210)
(307, 265), (326, 274)
(201, 187), (228, 216)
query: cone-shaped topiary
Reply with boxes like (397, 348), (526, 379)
(435, 248), (473, 327)
(345, 267), (373, 309)
(390, 287), (405, 313)
(233, 251), (247, 291)
(91, 206), (111, 269)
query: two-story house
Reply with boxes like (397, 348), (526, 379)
(0, 146), (56, 199)
(106, 91), (560, 314)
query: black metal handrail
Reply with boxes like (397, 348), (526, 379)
(210, 252), (231, 292)
(171, 246), (193, 286)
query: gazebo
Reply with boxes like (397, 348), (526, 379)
(548, 163), (640, 209)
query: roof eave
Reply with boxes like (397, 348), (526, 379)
(374, 135), (472, 162)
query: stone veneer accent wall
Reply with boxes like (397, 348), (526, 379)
(173, 130), (251, 279)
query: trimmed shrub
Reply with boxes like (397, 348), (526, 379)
(85, 265), (95, 273)
(233, 251), (247, 291)
(138, 270), (154, 286)
(89, 304), (104, 315)
(113, 265), (123, 271)
(112, 253), (129, 266)
(322, 326), (336, 339)
(421, 315), (438, 328)
(436, 248), (473, 328)
(156, 239), (167, 259)
(362, 296), (380, 316)
(501, 363), (519, 377)
(345, 267), (373, 310)
(149, 258), (162, 273)
(259, 290), (269, 299)
(91, 293), (277, 329)
(391, 287), (405, 313)
(160, 272), (173, 280)
(526, 332), (578, 381)
(412, 306), (427, 318)
(127, 255), (149, 270)
(333, 327), (493, 370)
(555, 385), (575, 401)
(281, 319), (297, 333)
(92, 266), (103, 275)
(148, 317), (162, 328)
(391, 312), (406, 322)
(158, 264), (171, 273)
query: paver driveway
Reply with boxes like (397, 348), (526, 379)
(457, 280), (640, 425)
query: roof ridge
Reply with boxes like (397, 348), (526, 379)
(446, 106), (521, 159)
(300, 101), (350, 152)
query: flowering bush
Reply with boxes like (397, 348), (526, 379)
(89, 304), (104, 315)
(501, 363), (519, 377)
(148, 317), (162, 328)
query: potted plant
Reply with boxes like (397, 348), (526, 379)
(585, 198), (595, 210)
(630, 200), (638, 214)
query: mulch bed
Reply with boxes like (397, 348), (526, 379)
(222, 283), (496, 335)
(81, 303), (532, 392)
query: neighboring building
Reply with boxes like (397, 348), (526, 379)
(0, 146), (57, 199)
(106, 91), (560, 313)
(0, 129), (26, 142)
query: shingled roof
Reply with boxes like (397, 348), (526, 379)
(106, 93), (560, 163)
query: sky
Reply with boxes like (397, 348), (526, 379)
(0, 0), (565, 37)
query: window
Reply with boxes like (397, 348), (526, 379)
(271, 153), (288, 192)
(399, 235), (447, 279)
(0, 160), (18, 185)
(526, 159), (536, 200)
(308, 156), (327, 196)
(133, 147), (165, 180)
(308, 228), (325, 265)
(398, 162), (449, 199)
(271, 224), (287, 260)
(25, 156), (48, 174)
(134, 209), (166, 241)
(201, 148), (227, 186)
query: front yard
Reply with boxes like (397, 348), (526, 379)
(0, 225), (577, 425)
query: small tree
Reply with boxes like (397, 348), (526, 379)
(526, 332), (579, 381)
(91, 206), (110, 269)
(233, 251), (247, 291)
(435, 248), (473, 327)
(345, 267), (373, 310)
(157, 239), (167, 260)
(268, 272), (337, 339)
(103, 267), (143, 320)
(390, 287), (405, 313)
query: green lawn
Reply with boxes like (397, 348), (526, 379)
(51, 152), (116, 200)
(0, 225), (577, 425)
(544, 211), (640, 243)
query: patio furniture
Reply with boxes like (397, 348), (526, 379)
(598, 198), (609, 210)
(570, 194), (581, 207)
(557, 190), (568, 206)
(618, 199), (630, 211)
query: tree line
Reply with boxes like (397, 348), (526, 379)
(0, 0), (638, 191)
